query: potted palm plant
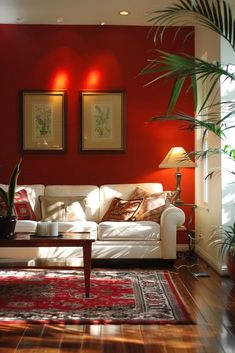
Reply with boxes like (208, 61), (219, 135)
(0, 159), (21, 238)
(210, 223), (235, 281)
(140, 0), (235, 278)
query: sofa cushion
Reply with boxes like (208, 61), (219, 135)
(15, 220), (38, 233)
(130, 189), (165, 222)
(131, 187), (178, 204)
(99, 183), (163, 220)
(39, 196), (86, 221)
(130, 187), (177, 222)
(14, 189), (37, 220)
(101, 197), (143, 222)
(0, 185), (43, 220)
(0, 189), (36, 220)
(44, 185), (100, 222)
(56, 220), (97, 236)
(98, 221), (160, 241)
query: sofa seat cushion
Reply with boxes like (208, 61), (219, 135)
(15, 220), (38, 233)
(98, 221), (160, 241)
(57, 221), (97, 237)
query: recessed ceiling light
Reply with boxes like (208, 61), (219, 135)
(56, 16), (64, 23)
(119, 10), (130, 16)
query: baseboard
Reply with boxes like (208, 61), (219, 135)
(177, 244), (189, 252)
(195, 247), (228, 276)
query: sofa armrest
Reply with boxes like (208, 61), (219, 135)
(160, 205), (185, 259)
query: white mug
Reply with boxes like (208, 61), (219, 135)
(49, 222), (58, 237)
(37, 221), (49, 236)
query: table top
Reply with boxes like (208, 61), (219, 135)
(0, 232), (96, 247)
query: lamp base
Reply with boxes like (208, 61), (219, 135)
(175, 169), (183, 204)
(174, 198), (184, 205)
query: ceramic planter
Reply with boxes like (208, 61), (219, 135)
(0, 216), (17, 238)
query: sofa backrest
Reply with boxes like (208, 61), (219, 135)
(44, 185), (100, 222)
(0, 184), (45, 220)
(99, 183), (163, 220)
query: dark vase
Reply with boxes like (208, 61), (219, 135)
(0, 216), (17, 238)
(227, 250), (235, 283)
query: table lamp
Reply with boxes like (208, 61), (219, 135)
(159, 147), (196, 204)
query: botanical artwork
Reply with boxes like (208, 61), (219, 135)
(80, 91), (124, 152)
(91, 104), (112, 140)
(32, 103), (53, 140)
(21, 90), (66, 152)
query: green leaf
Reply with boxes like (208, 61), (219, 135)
(148, 0), (235, 50)
(0, 159), (22, 217)
(140, 50), (235, 114)
(167, 77), (186, 113)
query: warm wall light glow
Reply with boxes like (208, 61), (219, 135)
(52, 71), (69, 89)
(85, 69), (101, 88)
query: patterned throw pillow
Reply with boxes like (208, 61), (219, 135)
(130, 187), (178, 223)
(101, 197), (143, 222)
(130, 187), (178, 204)
(14, 189), (36, 220)
(39, 195), (87, 221)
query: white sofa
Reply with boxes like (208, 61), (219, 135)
(0, 183), (185, 263)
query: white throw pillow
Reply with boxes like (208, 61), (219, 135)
(39, 195), (87, 221)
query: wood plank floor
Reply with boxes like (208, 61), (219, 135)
(0, 254), (234, 353)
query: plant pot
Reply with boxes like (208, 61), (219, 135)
(227, 250), (235, 283)
(0, 216), (17, 238)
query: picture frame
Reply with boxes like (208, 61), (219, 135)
(21, 90), (67, 152)
(80, 91), (126, 152)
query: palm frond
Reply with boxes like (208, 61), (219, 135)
(209, 222), (235, 258)
(140, 50), (235, 113)
(149, 112), (227, 138)
(148, 0), (235, 51)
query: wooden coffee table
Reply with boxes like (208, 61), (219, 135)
(0, 232), (95, 298)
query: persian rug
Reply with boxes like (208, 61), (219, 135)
(0, 269), (192, 324)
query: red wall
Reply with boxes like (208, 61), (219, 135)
(0, 25), (195, 204)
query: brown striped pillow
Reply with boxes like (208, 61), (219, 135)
(101, 197), (143, 222)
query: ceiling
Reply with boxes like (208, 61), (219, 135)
(0, 0), (175, 25)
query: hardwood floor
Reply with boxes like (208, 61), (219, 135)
(0, 254), (234, 353)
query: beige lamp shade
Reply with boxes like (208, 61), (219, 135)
(159, 147), (196, 169)
(159, 147), (196, 204)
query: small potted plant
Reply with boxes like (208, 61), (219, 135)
(210, 223), (235, 282)
(0, 159), (21, 238)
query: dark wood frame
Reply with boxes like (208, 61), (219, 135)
(80, 91), (126, 152)
(20, 90), (67, 152)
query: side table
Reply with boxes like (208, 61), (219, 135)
(175, 202), (197, 253)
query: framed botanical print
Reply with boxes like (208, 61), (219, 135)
(80, 91), (126, 152)
(21, 90), (67, 152)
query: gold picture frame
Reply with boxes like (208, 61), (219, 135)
(80, 91), (126, 152)
(21, 90), (67, 152)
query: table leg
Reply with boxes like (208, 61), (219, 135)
(83, 243), (92, 298)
